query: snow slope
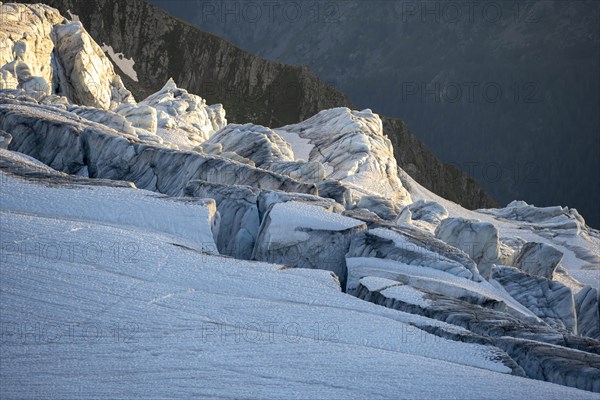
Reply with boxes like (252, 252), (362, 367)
(1, 173), (598, 399)
(0, 159), (219, 253)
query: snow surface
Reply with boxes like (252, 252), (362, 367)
(268, 201), (365, 232)
(101, 44), (139, 82)
(274, 129), (314, 162)
(3, 172), (598, 398)
(360, 277), (433, 308)
(0, 170), (218, 253)
(257, 201), (365, 248)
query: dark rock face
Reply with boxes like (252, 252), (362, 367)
(383, 117), (498, 209)
(16, 0), (351, 127)
(15, 0), (498, 211)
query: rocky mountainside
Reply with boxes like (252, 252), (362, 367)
(156, 0), (600, 228)
(383, 118), (496, 210)
(14, 0), (497, 210)
(1, 3), (599, 397)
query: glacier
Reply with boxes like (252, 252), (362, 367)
(0, 3), (599, 398)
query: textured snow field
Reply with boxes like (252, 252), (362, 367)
(268, 201), (364, 232)
(0, 171), (218, 253)
(273, 129), (314, 162)
(0, 177), (597, 399)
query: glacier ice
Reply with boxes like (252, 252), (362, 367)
(129, 78), (226, 148)
(201, 123), (294, 167)
(52, 21), (135, 109)
(575, 286), (600, 340)
(514, 242), (564, 280)
(355, 275), (600, 392)
(1, 3), (600, 397)
(277, 107), (412, 206)
(0, 98), (316, 196)
(435, 217), (500, 279)
(402, 199), (449, 229)
(347, 226), (482, 282)
(253, 201), (366, 285)
(492, 265), (577, 333)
